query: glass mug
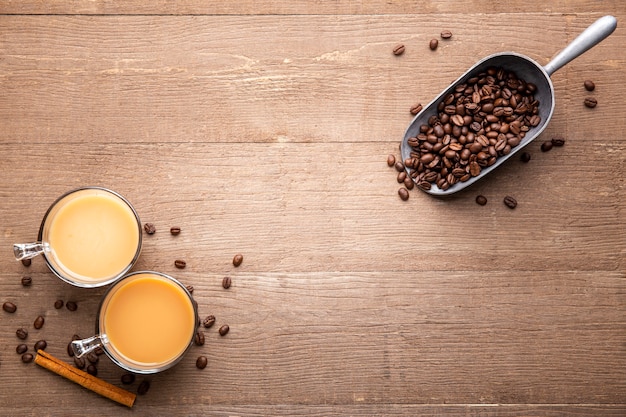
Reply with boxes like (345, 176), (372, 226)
(13, 187), (142, 288)
(72, 271), (199, 374)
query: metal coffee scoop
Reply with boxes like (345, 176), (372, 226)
(401, 15), (617, 196)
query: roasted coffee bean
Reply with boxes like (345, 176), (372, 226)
(503, 195), (518, 209)
(541, 141), (553, 152)
(222, 276), (232, 289)
(551, 136), (566, 146)
(394, 161), (404, 173)
(137, 380), (151, 395)
(219, 324), (230, 336)
(429, 39), (438, 50)
(398, 187), (409, 201)
(86, 364), (98, 376)
(584, 97), (597, 108)
(121, 373), (136, 385)
(74, 356), (86, 370)
(143, 223), (156, 234)
(66, 301), (78, 311)
(21, 353), (34, 364)
(520, 152), (531, 163)
(170, 226), (181, 235)
(440, 30), (453, 39)
(386, 154), (396, 167)
(21, 276), (32, 287)
(410, 103), (423, 115)
(233, 254), (243, 267)
(16, 328), (28, 340)
(475, 195), (488, 206)
(194, 331), (205, 346)
(86, 352), (99, 364)
(203, 315), (216, 328)
(21, 258), (32, 267)
(94, 347), (105, 356)
(54, 299), (64, 309)
(392, 44), (405, 56)
(403, 176), (415, 190)
(174, 259), (187, 269)
(196, 356), (208, 370)
(67, 341), (75, 357)
(397, 171), (407, 184)
(186, 285), (194, 294)
(34, 315), (45, 330)
(3, 302), (17, 313)
(34, 340), (47, 352)
(584, 80), (595, 91)
(16, 344), (28, 354)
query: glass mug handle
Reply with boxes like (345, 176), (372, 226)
(71, 335), (105, 358)
(13, 242), (50, 261)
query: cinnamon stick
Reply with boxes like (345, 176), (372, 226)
(34, 350), (136, 408)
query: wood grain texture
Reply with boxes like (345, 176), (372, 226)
(0, 3), (625, 416)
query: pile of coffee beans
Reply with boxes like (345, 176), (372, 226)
(404, 66), (541, 191)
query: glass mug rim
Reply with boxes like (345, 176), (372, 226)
(36, 186), (143, 288)
(81, 271), (199, 374)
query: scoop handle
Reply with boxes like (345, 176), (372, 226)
(543, 15), (617, 76)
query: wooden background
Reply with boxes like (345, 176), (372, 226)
(0, 1), (624, 415)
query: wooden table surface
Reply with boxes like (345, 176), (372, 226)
(1, 1), (624, 415)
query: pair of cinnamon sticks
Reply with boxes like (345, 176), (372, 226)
(34, 350), (136, 408)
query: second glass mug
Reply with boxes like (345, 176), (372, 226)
(13, 186), (143, 288)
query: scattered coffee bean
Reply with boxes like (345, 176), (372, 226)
(203, 315), (216, 329)
(429, 39), (438, 50)
(475, 195), (487, 206)
(410, 103), (423, 115)
(66, 301), (78, 311)
(541, 141), (553, 152)
(186, 285), (194, 294)
(387, 154), (396, 167)
(74, 356), (86, 370)
(3, 302), (17, 313)
(86, 352), (99, 364)
(440, 30), (453, 39)
(584, 80), (595, 91)
(520, 152), (531, 163)
(398, 188), (409, 201)
(194, 331), (205, 346)
(403, 176), (415, 190)
(143, 223), (156, 234)
(170, 226), (181, 235)
(404, 66), (540, 191)
(394, 161), (404, 173)
(218, 324), (230, 336)
(21, 353), (34, 364)
(16, 344), (28, 354)
(54, 299), (64, 309)
(121, 373), (136, 385)
(21, 276), (32, 287)
(16, 328), (28, 340)
(397, 171), (407, 184)
(196, 356), (208, 370)
(233, 254), (243, 267)
(503, 195), (518, 209)
(392, 44), (405, 56)
(551, 136), (565, 146)
(584, 97), (597, 108)
(222, 276), (232, 289)
(175, 259), (187, 269)
(94, 347), (105, 356)
(67, 341), (75, 357)
(137, 380), (151, 395)
(21, 258), (32, 267)
(33, 315), (45, 330)
(34, 340), (47, 351)
(86, 364), (98, 376)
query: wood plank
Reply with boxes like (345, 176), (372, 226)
(0, 141), (623, 273)
(0, 0), (623, 16)
(0, 15), (623, 145)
